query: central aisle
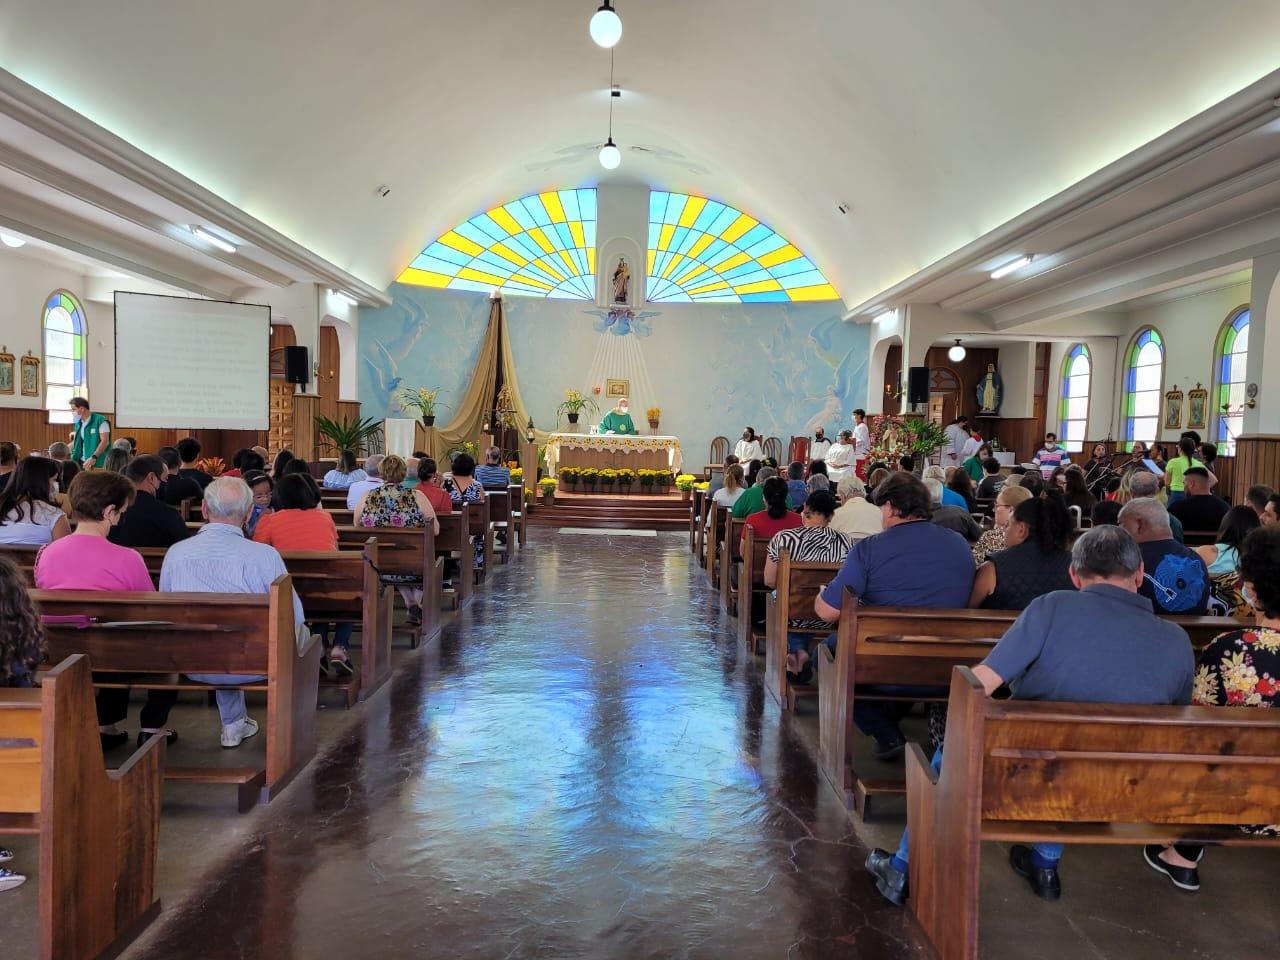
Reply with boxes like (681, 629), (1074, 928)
(127, 531), (922, 959)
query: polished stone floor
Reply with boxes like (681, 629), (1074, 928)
(6, 530), (1277, 958)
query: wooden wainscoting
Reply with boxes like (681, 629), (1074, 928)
(1230, 436), (1280, 504)
(0, 407), (268, 461)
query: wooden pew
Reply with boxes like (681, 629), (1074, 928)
(508, 483), (527, 549)
(907, 666), (1280, 960)
(436, 504), (474, 611)
(719, 518), (747, 614)
(735, 526), (771, 653)
(327, 508), (356, 527)
(694, 490), (711, 567)
(466, 495), (495, 584)
(816, 591), (1251, 818)
(0, 654), (165, 960)
(33, 576), (320, 811)
(335, 525), (442, 647)
(689, 489), (704, 554)
(486, 488), (512, 564)
(763, 551), (841, 710)
(3, 542), (392, 708)
(705, 502), (727, 584)
(283, 539), (393, 704)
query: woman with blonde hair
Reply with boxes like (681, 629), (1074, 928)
(711, 462), (746, 511)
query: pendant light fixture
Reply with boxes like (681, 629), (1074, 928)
(589, 1), (623, 48)
(598, 51), (622, 170)
(948, 338), (967, 362)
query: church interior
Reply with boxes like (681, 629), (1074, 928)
(1, 3), (1279, 958)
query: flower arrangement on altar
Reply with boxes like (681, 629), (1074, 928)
(674, 474), (697, 491)
(865, 414), (949, 466)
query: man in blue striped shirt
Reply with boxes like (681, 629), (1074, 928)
(474, 446), (512, 489)
(160, 477), (306, 748)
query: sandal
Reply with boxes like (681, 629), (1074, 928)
(330, 656), (355, 678)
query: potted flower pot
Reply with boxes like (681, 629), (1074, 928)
(648, 419), (660, 431)
(567, 412), (580, 424)
(422, 414), (436, 427)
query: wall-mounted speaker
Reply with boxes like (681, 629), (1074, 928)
(907, 366), (930, 406)
(284, 345), (310, 386)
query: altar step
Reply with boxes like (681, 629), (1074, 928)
(527, 492), (692, 531)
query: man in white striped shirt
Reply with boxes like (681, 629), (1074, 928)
(160, 477), (306, 748)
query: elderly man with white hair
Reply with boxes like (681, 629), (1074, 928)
(923, 477), (981, 542)
(1127, 470), (1185, 543)
(160, 477), (306, 747)
(346, 452), (385, 510)
(830, 474), (883, 542)
(1118, 496), (1210, 615)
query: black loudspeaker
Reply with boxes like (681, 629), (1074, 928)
(284, 345), (309, 386)
(907, 366), (930, 405)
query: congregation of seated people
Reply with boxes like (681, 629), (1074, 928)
(0, 432), (511, 896)
(697, 427), (1279, 908)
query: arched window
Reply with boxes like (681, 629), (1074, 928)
(396, 189), (597, 299)
(43, 290), (87, 424)
(646, 192), (838, 303)
(1214, 306), (1249, 455)
(1123, 327), (1163, 451)
(1059, 344), (1091, 453)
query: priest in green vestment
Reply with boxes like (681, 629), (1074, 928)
(599, 398), (637, 435)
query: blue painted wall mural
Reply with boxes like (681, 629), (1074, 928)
(360, 285), (868, 463)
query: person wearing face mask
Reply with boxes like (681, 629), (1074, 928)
(109, 455), (191, 549)
(68, 396), (112, 469)
(810, 427), (832, 460)
(599, 397), (637, 435)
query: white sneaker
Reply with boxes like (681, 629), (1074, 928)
(0, 848), (13, 863)
(220, 717), (260, 749)
(0, 867), (26, 892)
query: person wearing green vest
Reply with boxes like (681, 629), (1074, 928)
(599, 398), (636, 435)
(69, 396), (111, 469)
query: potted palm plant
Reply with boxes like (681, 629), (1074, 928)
(556, 389), (598, 427)
(315, 414), (384, 457)
(397, 386), (449, 427)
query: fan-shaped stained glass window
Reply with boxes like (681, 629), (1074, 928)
(1215, 307), (1249, 454)
(397, 189), (597, 299)
(1123, 327), (1163, 450)
(1059, 344), (1091, 453)
(646, 192), (838, 303)
(43, 290), (86, 425)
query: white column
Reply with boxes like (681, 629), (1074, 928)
(1243, 253), (1280, 435)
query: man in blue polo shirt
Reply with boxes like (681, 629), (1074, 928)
(475, 446), (512, 489)
(865, 525), (1193, 906)
(814, 471), (974, 759)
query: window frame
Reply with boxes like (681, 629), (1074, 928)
(42, 289), (88, 426)
(1212, 305), (1250, 455)
(1121, 325), (1165, 452)
(1058, 343), (1091, 454)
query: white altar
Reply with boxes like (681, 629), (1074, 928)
(545, 433), (684, 478)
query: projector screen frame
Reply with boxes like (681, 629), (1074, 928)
(112, 290), (273, 431)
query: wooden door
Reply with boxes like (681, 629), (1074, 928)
(318, 326), (340, 424)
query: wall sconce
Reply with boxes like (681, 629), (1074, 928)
(1246, 383), (1258, 409)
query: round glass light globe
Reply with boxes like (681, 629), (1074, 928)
(599, 142), (622, 170)
(948, 344), (966, 362)
(589, 7), (623, 48)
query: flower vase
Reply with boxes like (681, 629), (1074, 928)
(422, 414), (436, 427)
(567, 413), (580, 424)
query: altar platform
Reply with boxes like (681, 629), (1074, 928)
(545, 432), (683, 477)
(527, 491), (691, 531)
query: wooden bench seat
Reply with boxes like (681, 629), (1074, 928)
(705, 502), (727, 585)
(735, 526), (771, 652)
(485, 488), (512, 564)
(507, 483), (527, 550)
(816, 590), (1251, 818)
(763, 552), (841, 710)
(907, 666), (1280, 960)
(436, 505), (474, 610)
(32, 577), (320, 811)
(719, 517), (747, 613)
(0, 654), (164, 960)
(335, 525), (442, 646)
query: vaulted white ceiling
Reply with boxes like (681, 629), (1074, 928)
(1, 0), (1277, 307)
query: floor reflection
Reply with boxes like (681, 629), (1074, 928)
(127, 531), (923, 959)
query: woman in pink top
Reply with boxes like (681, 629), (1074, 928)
(34, 471), (173, 752)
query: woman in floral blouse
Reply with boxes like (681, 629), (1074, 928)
(1145, 525), (1280, 893)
